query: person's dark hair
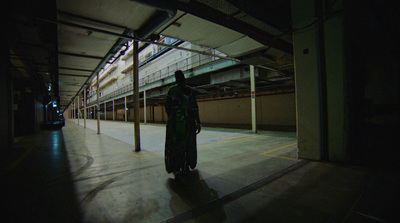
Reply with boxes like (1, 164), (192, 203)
(175, 70), (185, 84)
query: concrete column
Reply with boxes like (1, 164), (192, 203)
(77, 96), (80, 125)
(124, 96), (127, 122)
(73, 101), (75, 122)
(84, 88), (87, 128)
(144, 90), (147, 125)
(250, 65), (257, 133)
(292, 0), (347, 162)
(133, 40), (141, 152)
(112, 100), (115, 121)
(104, 102), (107, 120)
(97, 72), (100, 134)
(292, 0), (323, 160)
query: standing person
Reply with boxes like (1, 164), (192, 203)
(165, 70), (201, 177)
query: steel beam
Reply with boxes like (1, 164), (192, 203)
(124, 97), (127, 123)
(133, 40), (141, 152)
(77, 95), (80, 125)
(84, 88), (87, 128)
(97, 72), (100, 134)
(144, 90), (147, 125)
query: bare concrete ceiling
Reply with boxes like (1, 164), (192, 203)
(6, 0), (294, 112)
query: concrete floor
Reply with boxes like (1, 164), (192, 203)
(1, 119), (399, 222)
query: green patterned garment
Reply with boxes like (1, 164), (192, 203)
(165, 84), (199, 173)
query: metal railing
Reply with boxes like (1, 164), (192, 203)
(88, 52), (226, 106)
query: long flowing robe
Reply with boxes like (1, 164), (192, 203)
(165, 84), (198, 173)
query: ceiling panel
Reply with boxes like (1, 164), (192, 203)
(57, 0), (157, 31)
(58, 55), (102, 70)
(59, 75), (88, 83)
(216, 36), (266, 57)
(161, 13), (245, 49)
(58, 25), (118, 56)
(55, 0), (294, 111)
(8, 0), (295, 113)
(59, 68), (92, 76)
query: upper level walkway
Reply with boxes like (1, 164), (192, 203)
(87, 48), (239, 107)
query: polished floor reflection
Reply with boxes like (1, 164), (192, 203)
(1, 120), (398, 222)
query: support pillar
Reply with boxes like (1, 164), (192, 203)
(84, 88), (87, 128)
(97, 72), (100, 134)
(77, 95), (80, 125)
(250, 65), (257, 133)
(73, 101), (75, 122)
(133, 40), (141, 151)
(112, 100), (115, 121)
(144, 90), (147, 125)
(124, 96), (127, 122)
(104, 102), (107, 120)
(292, 0), (346, 162)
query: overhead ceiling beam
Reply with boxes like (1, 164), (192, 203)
(132, 1), (177, 39)
(39, 17), (240, 61)
(139, 0), (293, 54)
(225, 0), (292, 33)
(49, 17), (285, 78)
(59, 73), (91, 77)
(58, 67), (94, 72)
(57, 10), (127, 30)
(59, 51), (104, 60)
(61, 29), (134, 111)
